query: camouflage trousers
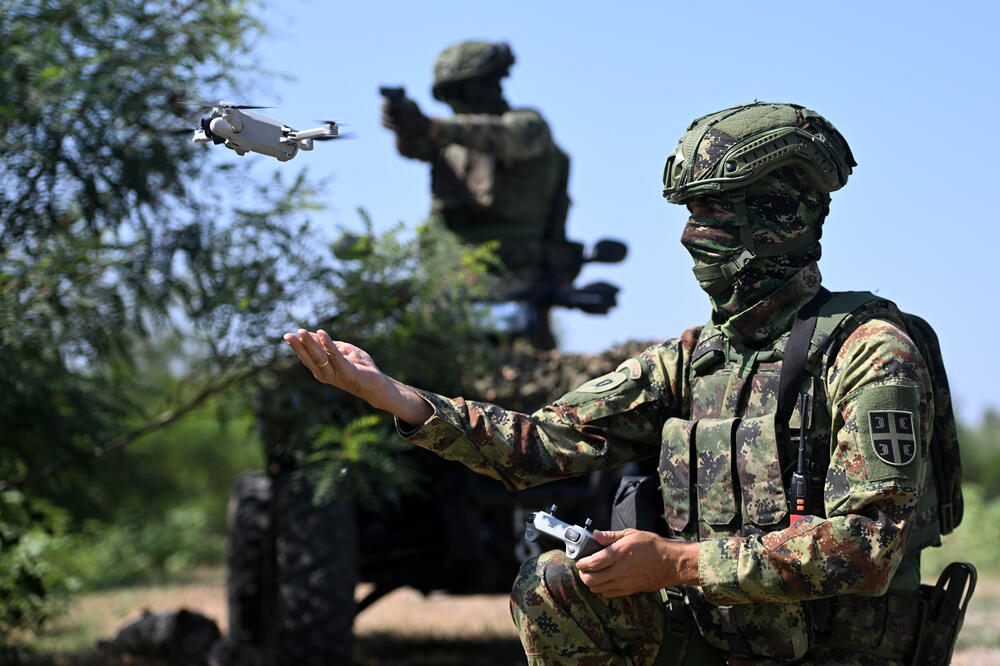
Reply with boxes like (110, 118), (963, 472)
(509, 550), (723, 666)
(508, 550), (908, 666)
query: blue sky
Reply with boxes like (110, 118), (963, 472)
(230, 0), (999, 422)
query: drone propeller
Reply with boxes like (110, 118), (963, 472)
(164, 127), (199, 135)
(314, 131), (358, 141)
(176, 100), (274, 110)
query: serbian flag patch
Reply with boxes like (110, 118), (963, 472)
(868, 410), (917, 466)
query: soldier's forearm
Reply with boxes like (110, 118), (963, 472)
(371, 377), (434, 427)
(394, 132), (434, 161)
(434, 114), (551, 160)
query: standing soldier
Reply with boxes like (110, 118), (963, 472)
(381, 40), (573, 348)
(290, 101), (971, 665)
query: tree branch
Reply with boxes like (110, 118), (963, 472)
(0, 361), (266, 493)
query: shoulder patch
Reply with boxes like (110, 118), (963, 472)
(616, 358), (643, 380)
(572, 370), (628, 394)
(868, 410), (917, 466)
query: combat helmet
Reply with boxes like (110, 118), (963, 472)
(662, 102), (856, 204)
(432, 40), (515, 100)
(665, 103), (857, 294)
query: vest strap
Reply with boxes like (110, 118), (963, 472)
(779, 287), (832, 520)
(777, 287), (832, 426)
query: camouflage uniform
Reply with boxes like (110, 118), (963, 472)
(395, 104), (935, 664)
(389, 41), (567, 287)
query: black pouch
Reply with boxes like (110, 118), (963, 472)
(610, 474), (668, 534)
(910, 561), (977, 666)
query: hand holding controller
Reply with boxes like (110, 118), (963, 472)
(524, 505), (602, 560)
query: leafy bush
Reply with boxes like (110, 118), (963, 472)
(255, 213), (500, 506)
(957, 408), (1000, 499)
(49, 504), (224, 590)
(0, 492), (81, 643)
(922, 483), (1000, 577)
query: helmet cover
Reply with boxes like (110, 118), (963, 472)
(432, 41), (515, 99)
(662, 102), (856, 204)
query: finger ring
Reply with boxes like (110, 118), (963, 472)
(318, 358), (330, 367)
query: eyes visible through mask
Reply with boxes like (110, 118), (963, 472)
(684, 196), (732, 220)
(680, 217), (740, 260)
(680, 196), (741, 258)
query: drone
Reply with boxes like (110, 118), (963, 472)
(181, 101), (353, 162)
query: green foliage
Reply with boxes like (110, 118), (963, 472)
(922, 484), (1000, 577)
(305, 414), (419, 506)
(0, 493), (81, 641)
(0, 0), (319, 515)
(0, 0), (329, 645)
(0, 0), (500, 641)
(957, 408), (1000, 499)
(53, 504), (225, 590)
(255, 212), (501, 505)
(325, 212), (498, 394)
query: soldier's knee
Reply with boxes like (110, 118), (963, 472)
(511, 550), (579, 615)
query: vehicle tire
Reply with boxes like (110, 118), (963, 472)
(224, 469), (358, 666)
(225, 469), (271, 657)
(273, 470), (358, 666)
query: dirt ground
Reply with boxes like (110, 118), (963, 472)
(15, 570), (1000, 665)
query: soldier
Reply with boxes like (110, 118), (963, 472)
(286, 102), (956, 664)
(381, 40), (573, 348)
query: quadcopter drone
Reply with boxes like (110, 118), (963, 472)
(183, 101), (353, 162)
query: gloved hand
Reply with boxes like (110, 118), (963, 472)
(380, 96), (431, 137)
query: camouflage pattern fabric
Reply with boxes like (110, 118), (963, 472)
(510, 550), (670, 665)
(680, 168), (829, 322)
(399, 261), (933, 662)
(432, 40), (514, 91)
(662, 102), (855, 203)
(509, 550), (908, 665)
(393, 106), (561, 285)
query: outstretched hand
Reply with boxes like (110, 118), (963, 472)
(575, 529), (701, 599)
(283, 329), (432, 426)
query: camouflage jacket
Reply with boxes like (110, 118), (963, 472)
(400, 263), (934, 658)
(394, 107), (563, 250)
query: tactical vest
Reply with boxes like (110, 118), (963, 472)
(430, 138), (561, 244)
(431, 135), (570, 287)
(656, 291), (951, 661)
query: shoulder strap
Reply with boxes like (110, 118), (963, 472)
(777, 287), (832, 426)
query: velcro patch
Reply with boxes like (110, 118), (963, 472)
(572, 370), (628, 394)
(868, 410), (917, 466)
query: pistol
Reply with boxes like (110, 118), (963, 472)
(379, 86), (406, 105)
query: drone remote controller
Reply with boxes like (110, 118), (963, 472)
(524, 505), (602, 560)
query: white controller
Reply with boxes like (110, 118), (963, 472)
(523, 505), (602, 560)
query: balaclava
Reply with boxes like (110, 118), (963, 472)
(680, 166), (830, 320)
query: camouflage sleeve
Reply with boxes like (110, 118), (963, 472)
(432, 108), (553, 160)
(699, 317), (932, 604)
(393, 131), (435, 161)
(397, 337), (696, 490)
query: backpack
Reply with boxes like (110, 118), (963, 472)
(781, 288), (963, 536)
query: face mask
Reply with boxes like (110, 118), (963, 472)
(680, 168), (828, 318)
